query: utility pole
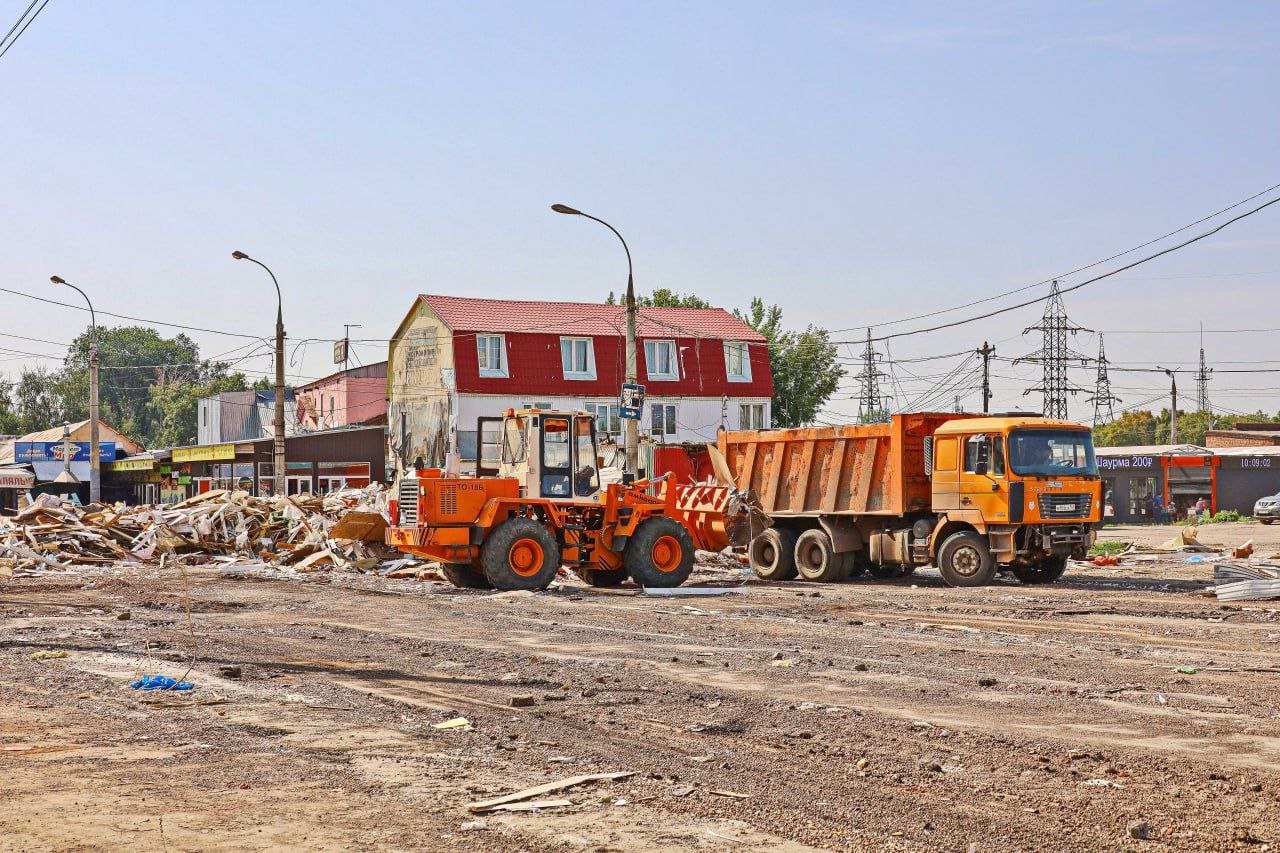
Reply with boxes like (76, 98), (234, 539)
(976, 341), (995, 413)
(50, 276), (99, 504)
(853, 328), (891, 422)
(342, 324), (362, 374)
(1195, 325), (1212, 413)
(233, 251), (286, 497)
(1085, 333), (1120, 427)
(1162, 367), (1179, 445)
(1016, 280), (1091, 419)
(551, 203), (639, 476)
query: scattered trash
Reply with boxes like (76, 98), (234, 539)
(1233, 540), (1255, 560)
(1128, 820), (1152, 840)
(218, 664), (243, 679)
(1211, 560), (1280, 601)
(130, 674), (194, 691)
(1176, 666), (1200, 675)
(432, 717), (472, 730)
(509, 694), (538, 708)
(484, 798), (573, 813)
(769, 659), (795, 668)
(1092, 555), (1120, 567)
(468, 771), (635, 814)
(1183, 555), (1210, 564)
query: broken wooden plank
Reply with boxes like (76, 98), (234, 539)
(468, 771), (635, 813)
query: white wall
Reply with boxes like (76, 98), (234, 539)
(454, 393), (770, 455)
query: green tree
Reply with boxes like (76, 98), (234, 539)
(736, 298), (844, 428)
(146, 373), (251, 448)
(606, 288), (712, 308)
(12, 367), (66, 434)
(0, 378), (20, 435)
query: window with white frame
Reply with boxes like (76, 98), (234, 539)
(587, 402), (621, 436)
(739, 402), (766, 430)
(724, 341), (752, 382)
(560, 337), (596, 380)
(476, 334), (508, 377)
(643, 339), (679, 381)
(650, 403), (677, 437)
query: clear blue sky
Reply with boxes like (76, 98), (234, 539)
(2, 1), (1278, 421)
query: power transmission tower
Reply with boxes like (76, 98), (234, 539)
(853, 328), (892, 423)
(1015, 280), (1092, 419)
(1085, 333), (1120, 426)
(1195, 326), (1213, 413)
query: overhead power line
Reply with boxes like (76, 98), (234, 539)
(838, 188), (1280, 345)
(0, 0), (51, 63)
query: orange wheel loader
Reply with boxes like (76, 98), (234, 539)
(387, 408), (748, 591)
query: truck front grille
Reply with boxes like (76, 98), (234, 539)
(1040, 493), (1090, 519)
(397, 479), (419, 526)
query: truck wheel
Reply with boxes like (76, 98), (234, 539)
(842, 551), (868, 579)
(480, 518), (562, 590)
(749, 527), (798, 580)
(626, 517), (695, 588)
(577, 567), (629, 587)
(937, 531), (996, 587)
(442, 563), (493, 589)
(1012, 554), (1069, 584)
(794, 529), (847, 582)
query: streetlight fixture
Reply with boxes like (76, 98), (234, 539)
(550, 203), (639, 477)
(51, 275), (100, 504)
(231, 251), (287, 498)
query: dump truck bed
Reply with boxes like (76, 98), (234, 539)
(718, 413), (974, 517)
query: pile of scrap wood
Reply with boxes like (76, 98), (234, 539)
(1210, 559), (1280, 601)
(0, 486), (398, 576)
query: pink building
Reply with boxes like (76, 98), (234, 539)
(296, 361), (388, 432)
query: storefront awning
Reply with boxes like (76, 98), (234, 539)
(0, 466), (35, 489)
(32, 461), (91, 483)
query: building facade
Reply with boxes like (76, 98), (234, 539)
(1096, 444), (1280, 522)
(198, 390), (297, 445)
(295, 361), (387, 432)
(1205, 423), (1280, 448)
(386, 295), (774, 475)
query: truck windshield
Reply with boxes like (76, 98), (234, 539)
(1009, 429), (1098, 477)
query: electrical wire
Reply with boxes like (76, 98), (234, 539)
(0, 0), (49, 63)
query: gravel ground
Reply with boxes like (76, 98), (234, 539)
(3, 523), (1280, 851)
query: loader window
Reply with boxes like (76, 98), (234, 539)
(540, 417), (572, 497)
(574, 416), (599, 495)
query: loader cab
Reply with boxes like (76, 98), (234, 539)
(477, 408), (601, 502)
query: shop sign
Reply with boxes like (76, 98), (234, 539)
(15, 441), (118, 463)
(1098, 455), (1156, 471)
(172, 443), (236, 462)
(108, 457), (155, 472)
(0, 469), (35, 488)
(178, 475), (192, 485)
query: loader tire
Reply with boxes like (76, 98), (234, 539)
(480, 517), (562, 591)
(625, 517), (695, 588)
(442, 563), (493, 589)
(749, 527), (798, 581)
(937, 531), (996, 587)
(794, 529), (848, 582)
(577, 567), (629, 588)
(1011, 554), (1068, 585)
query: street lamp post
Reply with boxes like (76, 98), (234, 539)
(50, 275), (100, 504)
(550, 203), (640, 477)
(232, 251), (286, 498)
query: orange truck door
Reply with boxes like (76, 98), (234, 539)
(932, 436), (960, 510)
(959, 433), (1010, 523)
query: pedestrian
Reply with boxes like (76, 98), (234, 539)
(1195, 496), (1208, 519)
(1151, 493), (1165, 524)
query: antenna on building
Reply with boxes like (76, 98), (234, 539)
(1015, 280), (1092, 419)
(853, 328), (892, 423)
(1085, 333), (1120, 426)
(1196, 323), (1213, 413)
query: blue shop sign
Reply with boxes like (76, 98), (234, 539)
(15, 441), (118, 463)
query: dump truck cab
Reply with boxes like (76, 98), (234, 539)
(927, 416), (1100, 584)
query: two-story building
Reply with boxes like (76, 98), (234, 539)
(387, 294), (773, 474)
(296, 362), (388, 432)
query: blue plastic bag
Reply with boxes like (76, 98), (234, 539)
(130, 674), (194, 691)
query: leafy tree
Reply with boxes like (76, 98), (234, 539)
(12, 367), (66, 433)
(146, 373), (251, 448)
(607, 288), (712, 309)
(736, 298), (844, 428)
(1095, 408), (1280, 447)
(1093, 411), (1158, 446)
(0, 378), (20, 435)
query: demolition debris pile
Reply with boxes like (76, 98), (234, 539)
(0, 487), (395, 577)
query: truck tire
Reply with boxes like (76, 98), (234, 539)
(625, 517), (695, 588)
(842, 551), (868, 579)
(794, 529), (847, 582)
(937, 531), (996, 587)
(577, 567), (629, 587)
(479, 517), (562, 590)
(442, 563), (493, 589)
(749, 527), (799, 580)
(1012, 554), (1069, 585)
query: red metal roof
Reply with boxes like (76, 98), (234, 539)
(421, 294), (765, 342)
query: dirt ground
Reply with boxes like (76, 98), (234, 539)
(4, 522), (1280, 851)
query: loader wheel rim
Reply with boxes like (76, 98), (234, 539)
(651, 535), (683, 574)
(508, 538), (545, 577)
(951, 544), (982, 578)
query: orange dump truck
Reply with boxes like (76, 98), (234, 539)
(718, 412), (1101, 587)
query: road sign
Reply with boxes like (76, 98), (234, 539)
(619, 382), (646, 420)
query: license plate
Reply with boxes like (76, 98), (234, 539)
(1056, 503), (1076, 512)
